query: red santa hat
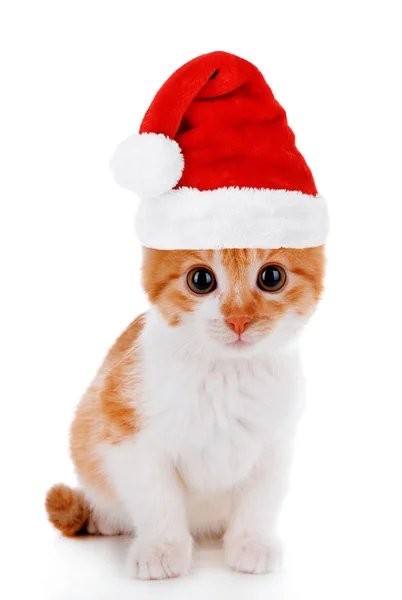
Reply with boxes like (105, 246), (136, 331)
(111, 51), (329, 250)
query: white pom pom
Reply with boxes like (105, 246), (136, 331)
(110, 132), (184, 199)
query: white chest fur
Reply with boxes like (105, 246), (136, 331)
(139, 311), (304, 495)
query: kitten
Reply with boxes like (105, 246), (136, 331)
(46, 245), (325, 579)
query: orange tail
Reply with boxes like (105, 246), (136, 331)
(45, 484), (90, 536)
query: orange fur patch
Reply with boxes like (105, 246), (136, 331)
(101, 315), (144, 440)
(70, 314), (145, 499)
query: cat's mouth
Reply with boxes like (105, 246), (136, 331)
(226, 338), (253, 349)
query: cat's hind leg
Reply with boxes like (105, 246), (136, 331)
(86, 500), (132, 536)
(82, 484), (133, 536)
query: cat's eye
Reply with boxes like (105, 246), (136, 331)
(257, 264), (287, 292)
(187, 267), (216, 295)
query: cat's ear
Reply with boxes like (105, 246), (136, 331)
(110, 133), (184, 199)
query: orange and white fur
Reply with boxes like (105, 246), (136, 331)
(46, 245), (324, 579)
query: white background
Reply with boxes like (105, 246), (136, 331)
(1, 1), (401, 599)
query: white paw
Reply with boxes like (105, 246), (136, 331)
(128, 537), (193, 580)
(225, 535), (282, 574)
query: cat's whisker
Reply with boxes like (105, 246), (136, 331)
(112, 372), (141, 393)
(103, 324), (143, 377)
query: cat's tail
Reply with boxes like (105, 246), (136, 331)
(45, 484), (90, 536)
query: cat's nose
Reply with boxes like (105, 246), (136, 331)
(226, 316), (252, 336)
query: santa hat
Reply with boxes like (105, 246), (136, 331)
(110, 51), (329, 250)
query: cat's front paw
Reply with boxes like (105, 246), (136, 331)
(128, 536), (193, 580)
(224, 534), (282, 574)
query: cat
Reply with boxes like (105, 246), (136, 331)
(46, 245), (325, 579)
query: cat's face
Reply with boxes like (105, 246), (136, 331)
(142, 247), (325, 355)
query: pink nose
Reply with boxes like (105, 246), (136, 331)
(226, 316), (252, 336)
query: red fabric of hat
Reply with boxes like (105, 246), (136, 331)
(139, 51), (317, 195)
